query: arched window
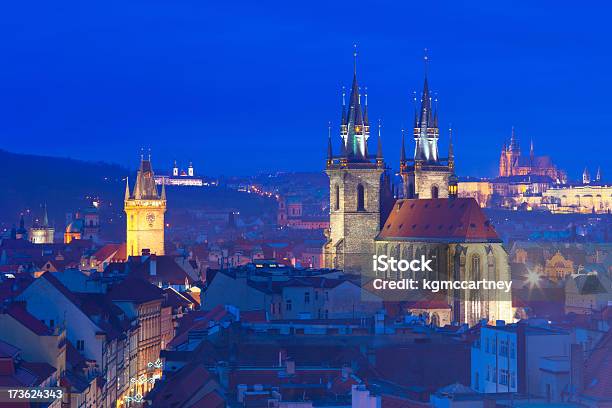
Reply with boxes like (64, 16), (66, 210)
(334, 185), (340, 210)
(431, 185), (439, 199)
(357, 184), (365, 211)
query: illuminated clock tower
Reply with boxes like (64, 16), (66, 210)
(124, 156), (167, 256)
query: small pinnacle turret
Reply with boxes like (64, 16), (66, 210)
(400, 129), (407, 172)
(326, 123), (333, 168)
(376, 120), (384, 168)
(124, 177), (130, 200)
(448, 126), (455, 171)
(42, 204), (49, 227)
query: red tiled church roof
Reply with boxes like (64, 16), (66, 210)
(377, 198), (500, 242)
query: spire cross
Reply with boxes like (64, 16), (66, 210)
(342, 86), (346, 106)
(148, 148), (151, 161)
(364, 86), (368, 106)
(423, 48), (429, 77)
(328, 121), (332, 138)
(140, 147), (144, 160)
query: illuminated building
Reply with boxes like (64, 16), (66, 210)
(323, 49), (512, 326)
(458, 178), (493, 207)
(375, 198), (514, 326)
(153, 160), (206, 187)
(29, 205), (54, 244)
(125, 156), (167, 257)
(277, 195), (330, 230)
(64, 207), (100, 243)
(498, 128), (566, 182)
(543, 179), (612, 214)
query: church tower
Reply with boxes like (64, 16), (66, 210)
(30, 204), (54, 244)
(125, 156), (167, 257)
(401, 52), (451, 199)
(323, 47), (391, 273)
(499, 127), (520, 177)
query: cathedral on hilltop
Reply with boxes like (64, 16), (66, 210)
(124, 156), (167, 257)
(323, 51), (513, 326)
(498, 128), (566, 183)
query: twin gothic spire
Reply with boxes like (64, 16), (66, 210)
(328, 47), (452, 170)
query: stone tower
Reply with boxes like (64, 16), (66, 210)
(30, 204), (54, 244)
(401, 53), (452, 199)
(323, 48), (392, 273)
(125, 156), (167, 257)
(499, 127), (520, 177)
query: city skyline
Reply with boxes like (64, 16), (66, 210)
(1, 1), (611, 178)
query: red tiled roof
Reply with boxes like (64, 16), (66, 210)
(106, 277), (164, 304)
(240, 310), (267, 323)
(92, 243), (126, 263)
(151, 363), (214, 407)
(381, 395), (430, 408)
(163, 287), (194, 309)
(377, 198), (499, 242)
(20, 362), (56, 385)
(168, 305), (229, 349)
(190, 390), (225, 408)
(104, 255), (194, 285)
(4, 303), (52, 335)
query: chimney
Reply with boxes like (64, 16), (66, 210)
(284, 358), (295, 376)
(149, 255), (157, 276)
(342, 365), (352, 380)
(278, 349), (287, 367)
(237, 384), (248, 403)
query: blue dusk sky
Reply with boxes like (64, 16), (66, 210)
(0, 0), (611, 179)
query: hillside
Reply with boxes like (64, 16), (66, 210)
(0, 150), (277, 241)
(0, 149), (127, 231)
